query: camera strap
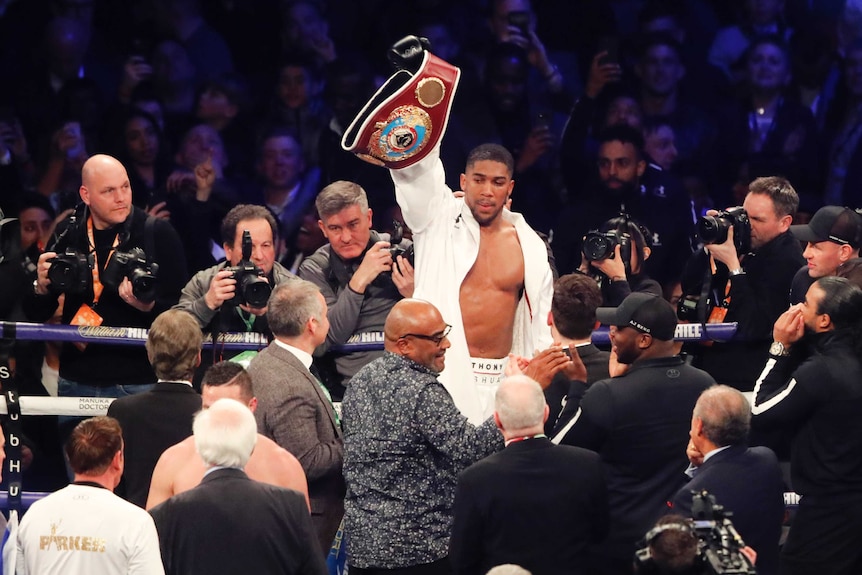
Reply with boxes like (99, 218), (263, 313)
(86, 216), (119, 305)
(144, 215), (156, 269)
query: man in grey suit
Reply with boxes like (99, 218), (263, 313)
(247, 279), (344, 554)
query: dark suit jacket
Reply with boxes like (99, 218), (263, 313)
(544, 343), (610, 436)
(450, 438), (608, 575)
(247, 342), (345, 552)
(150, 468), (327, 575)
(670, 445), (784, 575)
(107, 382), (201, 507)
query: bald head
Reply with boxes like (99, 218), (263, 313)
(494, 375), (547, 437)
(80, 155), (133, 229)
(384, 299), (451, 372)
(82, 154), (125, 186)
(384, 299), (441, 347)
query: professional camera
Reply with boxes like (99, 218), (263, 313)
(634, 491), (756, 575)
(387, 220), (415, 274)
(697, 207), (751, 255)
(47, 249), (92, 295)
(583, 229), (632, 263)
(102, 247), (159, 304)
(225, 230), (271, 308)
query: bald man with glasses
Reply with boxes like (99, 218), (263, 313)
(342, 299), (504, 575)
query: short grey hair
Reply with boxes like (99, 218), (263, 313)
(266, 279), (323, 337)
(193, 398), (258, 468)
(693, 385), (751, 447)
(495, 376), (546, 431)
(315, 180), (369, 220)
(486, 565), (532, 575)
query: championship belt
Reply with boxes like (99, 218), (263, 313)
(341, 35), (460, 169)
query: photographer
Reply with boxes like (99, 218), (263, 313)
(24, 154), (187, 399)
(681, 176), (804, 390)
(579, 215), (662, 306)
(299, 181), (413, 387)
(174, 204), (296, 335)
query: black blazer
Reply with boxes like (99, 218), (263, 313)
(450, 438), (608, 575)
(150, 468), (327, 575)
(670, 445), (785, 575)
(107, 382), (201, 507)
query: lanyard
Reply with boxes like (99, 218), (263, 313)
(86, 216), (119, 305)
(505, 434), (546, 446)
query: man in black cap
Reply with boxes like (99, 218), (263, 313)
(552, 292), (715, 575)
(789, 205), (862, 303)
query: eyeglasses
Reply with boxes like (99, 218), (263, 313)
(399, 324), (452, 346)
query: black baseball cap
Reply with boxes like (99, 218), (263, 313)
(596, 292), (677, 341)
(790, 206), (862, 248)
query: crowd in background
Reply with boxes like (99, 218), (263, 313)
(2, 0), (862, 572)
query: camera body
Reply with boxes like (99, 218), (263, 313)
(48, 250), (92, 295)
(583, 230), (632, 263)
(102, 247), (159, 304)
(697, 207), (751, 255)
(386, 220), (415, 275)
(225, 230), (271, 308)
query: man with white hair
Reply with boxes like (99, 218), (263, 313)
(149, 399), (326, 575)
(450, 375), (608, 575)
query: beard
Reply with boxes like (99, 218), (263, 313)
(601, 178), (640, 198)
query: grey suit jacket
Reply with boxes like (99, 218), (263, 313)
(247, 342), (345, 553)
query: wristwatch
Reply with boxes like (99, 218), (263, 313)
(769, 341), (790, 357)
(729, 267), (745, 277)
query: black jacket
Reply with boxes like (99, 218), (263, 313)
(23, 206), (187, 386)
(683, 230), (804, 390)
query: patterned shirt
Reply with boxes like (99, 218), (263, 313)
(343, 352), (503, 568)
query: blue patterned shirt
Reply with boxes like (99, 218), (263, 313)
(343, 352), (503, 568)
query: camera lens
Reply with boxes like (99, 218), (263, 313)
(583, 234), (614, 261)
(697, 216), (729, 245)
(48, 260), (74, 289)
(241, 276), (272, 308)
(130, 270), (157, 303)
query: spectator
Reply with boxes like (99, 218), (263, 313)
(246, 279), (344, 554)
(718, 35), (819, 204)
(822, 39), (862, 207)
(450, 376), (608, 575)
(541, 273), (611, 436)
(264, 57), (329, 169)
(634, 33), (719, 186)
(789, 205), (862, 303)
(109, 108), (172, 209)
(671, 385), (784, 575)
(195, 73), (253, 175)
(343, 298), (502, 574)
(709, 0), (792, 84)
(752, 276), (862, 574)
(107, 309), (203, 508)
(16, 417), (164, 574)
(146, 361), (309, 510)
(298, 181), (413, 387)
(254, 127), (321, 242)
(149, 399), (326, 575)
